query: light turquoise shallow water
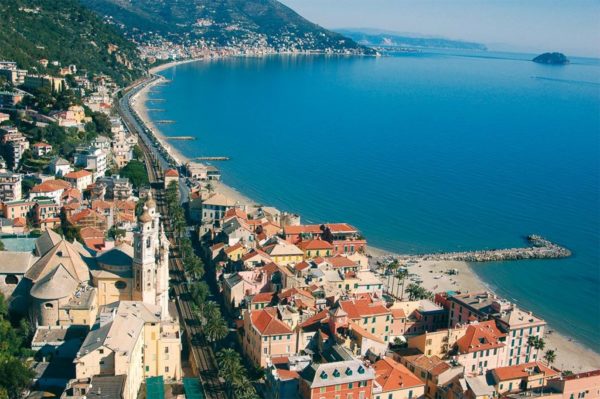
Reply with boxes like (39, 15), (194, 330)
(151, 51), (600, 350)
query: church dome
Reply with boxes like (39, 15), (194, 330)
(139, 205), (152, 223)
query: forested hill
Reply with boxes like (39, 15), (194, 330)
(81, 0), (374, 54)
(0, 0), (145, 85)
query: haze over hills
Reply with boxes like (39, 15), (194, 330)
(82, 0), (374, 54)
(0, 0), (145, 85)
(337, 28), (487, 51)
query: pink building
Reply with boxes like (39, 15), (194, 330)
(242, 307), (296, 367)
(547, 370), (600, 399)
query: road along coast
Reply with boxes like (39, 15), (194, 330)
(129, 59), (600, 372)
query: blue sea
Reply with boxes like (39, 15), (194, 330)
(150, 51), (600, 351)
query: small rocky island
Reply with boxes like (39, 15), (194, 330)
(532, 52), (569, 65)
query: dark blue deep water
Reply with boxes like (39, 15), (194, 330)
(151, 51), (600, 350)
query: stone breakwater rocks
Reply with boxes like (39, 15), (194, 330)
(395, 235), (571, 263)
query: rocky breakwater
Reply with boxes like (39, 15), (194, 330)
(398, 235), (571, 262)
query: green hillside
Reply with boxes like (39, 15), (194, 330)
(0, 0), (146, 85)
(82, 0), (374, 54)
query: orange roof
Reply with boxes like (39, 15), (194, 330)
(493, 362), (559, 381)
(298, 239), (334, 251)
(91, 200), (114, 211)
(70, 208), (103, 223)
(80, 226), (105, 239)
(164, 168), (179, 177)
(456, 320), (506, 354)
(13, 217), (26, 227)
(64, 170), (92, 179)
(242, 248), (272, 262)
(251, 292), (275, 303)
(326, 254), (357, 268)
(293, 261), (311, 272)
(374, 357), (424, 392)
(299, 309), (330, 328)
(326, 223), (357, 233)
(115, 200), (136, 210)
(118, 212), (136, 222)
(284, 224), (323, 235)
(250, 308), (293, 335)
(280, 287), (314, 300)
(224, 242), (245, 255)
(339, 297), (391, 319)
(403, 354), (449, 375)
(391, 308), (407, 318)
(32, 142), (52, 147)
(348, 320), (386, 344)
(224, 208), (247, 220)
(31, 179), (71, 193)
(62, 187), (82, 199)
(275, 369), (299, 381)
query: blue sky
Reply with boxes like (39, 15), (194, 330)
(279, 0), (600, 57)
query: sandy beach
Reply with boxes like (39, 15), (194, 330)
(132, 60), (600, 373)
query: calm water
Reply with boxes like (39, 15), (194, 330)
(151, 51), (600, 350)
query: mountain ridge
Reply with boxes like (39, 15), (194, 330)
(82, 0), (375, 54)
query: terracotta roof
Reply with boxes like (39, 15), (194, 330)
(326, 254), (357, 268)
(348, 320), (386, 344)
(64, 170), (92, 179)
(456, 320), (506, 354)
(275, 369), (299, 381)
(554, 370), (600, 381)
(391, 308), (407, 318)
(71, 208), (104, 224)
(403, 354), (449, 375)
(250, 308), (293, 335)
(242, 248), (271, 262)
(80, 226), (105, 239)
(224, 242), (245, 255)
(251, 292), (275, 303)
(32, 142), (52, 147)
(298, 239), (334, 251)
(294, 261), (311, 272)
(299, 309), (330, 328)
(339, 297), (390, 319)
(493, 362), (559, 381)
(374, 357), (424, 392)
(13, 217), (26, 227)
(164, 168), (179, 177)
(280, 287), (314, 300)
(284, 223), (358, 235)
(31, 179), (71, 193)
(224, 207), (247, 220)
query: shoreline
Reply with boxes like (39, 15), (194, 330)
(131, 57), (600, 372)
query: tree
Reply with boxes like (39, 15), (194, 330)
(204, 315), (228, 344)
(406, 283), (433, 301)
(544, 349), (556, 366)
(527, 336), (546, 360)
(0, 240), (4, 251)
(396, 269), (409, 300)
(120, 160), (149, 188)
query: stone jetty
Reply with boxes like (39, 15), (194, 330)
(397, 235), (571, 262)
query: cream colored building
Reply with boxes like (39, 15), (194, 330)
(74, 301), (181, 399)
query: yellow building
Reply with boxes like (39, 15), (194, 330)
(262, 238), (304, 266)
(407, 327), (467, 357)
(91, 244), (135, 307)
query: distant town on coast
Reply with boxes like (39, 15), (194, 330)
(0, 0), (598, 399)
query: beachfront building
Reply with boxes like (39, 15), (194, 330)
(284, 223), (367, 255)
(407, 326), (468, 358)
(546, 370), (600, 399)
(453, 320), (507, 375)
(298, 359), (375, 399)
(201, 193), (238, 224)
(372, 356), (426, 399)
(491, 362), (559, 394)
(298, 238), (334, 259)
(242, 307), (296, 367)
(442, 291), (546, 366)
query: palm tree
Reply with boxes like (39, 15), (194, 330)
(544, 349), (556, 366)
(396, 269), (409, 300)
(406, 283), (433, 301)
(535, 337), (546, 360)
(527, 335), (538, 358)
(204, 315), (228, 344)
(217, 348), (242, 376)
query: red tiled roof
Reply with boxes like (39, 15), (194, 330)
(326, 254), (357, 268)
(250, 308), (293, 335)
(374, 357), (424, 392)
(275, 369), (299, 381)
(299, 309), (330, 328)
(224, 208), (247, 220)
(283, 224), (323, 235)
(242, 248), (271, 262)
(251, 292), (275, 303)
(164, 168), (179, 177)
(32, 142), (52, 148)
(298, 239), (334, 251)
(456, 320), (506, 354)
(224, 242), (245, 255)
(280, 287), (314, 300)
(31, 179), (71, 193)
(339, 297), (391, 319)
(70, 208), (103, 223)
(13, 217), (26, 227)
(64, 170), (92, 179)
(493, 362), (559, 381)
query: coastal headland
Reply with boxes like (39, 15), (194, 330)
(129, 57), (600, 372)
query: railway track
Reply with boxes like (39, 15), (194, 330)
(118, 81), (228, 399)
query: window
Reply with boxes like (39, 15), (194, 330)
(44, 302), (54, 309)
(359, 381), (367, 387)
(115, 280), (127, 290)
(408, 391), (413, 399)
(4, 275), (18, 285)
(264, 348), (268, 354)
(320, 387), (326, 393)
(165, 367), (169, 372)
